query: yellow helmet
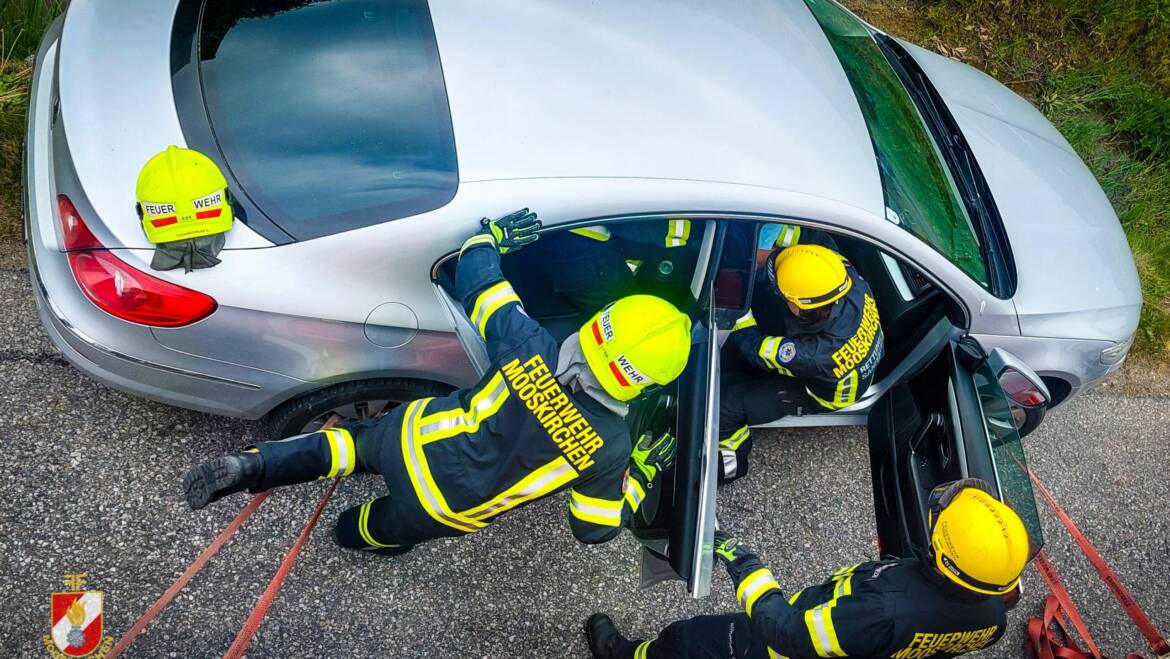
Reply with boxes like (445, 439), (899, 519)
(136, 146), (233, 244)
(580, 295), (692, 402)
(773, 244), (852, 310)
(928, 479), (1031, 595)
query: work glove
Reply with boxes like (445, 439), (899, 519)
(480, 208), (541, 254)
(630, 431), (676, 484)
(713, 530), (753, 566)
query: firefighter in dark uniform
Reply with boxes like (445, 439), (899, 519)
(531, 219), (697, 316)
(182, 209), (691, 553)
(719, 226), (884, 484)
(586, 479), (1033, 658)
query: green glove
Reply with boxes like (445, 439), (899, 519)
(481, 208), (541, 254)
(713, 530), (752, 565)
(630, 431), (676, 483)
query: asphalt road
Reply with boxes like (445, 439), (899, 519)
(2, 263), (1168, 658)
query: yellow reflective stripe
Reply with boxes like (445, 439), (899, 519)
(633, 640), (652, 659)
(570, 226), (611, 241)
(461, 233), (496, 253)
(665, 218), (691, 247)
(768, 649), (790, 659)
(624, 475), (646, 512)
(732, 311), (757, 332)
(834, 574), (853, 599)
(719, 426), (750, 451)
(808, 388), (849, 411)
(569, 489), (623, 527)
(417, 372), (510, 444)
(832, 563), (861, 578)
(788, 589), (803, 605)
(834, 370), (859, 407)
(400, 399), (485, 533)
(736, 568), (782, 617)
(322, 428), (357, 478)
(471, 281), (522, 339)
(758, 337), (780, 370)
(804, 599), (845, 657)
(462, 457), (577, 520)
(774, 224), (803, 248)
(357, 499), (399, 548)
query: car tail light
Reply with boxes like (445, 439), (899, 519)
(57, 195), (217, 327)
(998, 369), (1046, 408)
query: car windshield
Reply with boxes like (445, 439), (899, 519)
(803, 0), (989, 287)
(198, 0), (457, 240)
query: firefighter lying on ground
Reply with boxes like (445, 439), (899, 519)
(719, 226), (885, 484)
(182, 209), (691, 554)
(586, 479), (1032, 659)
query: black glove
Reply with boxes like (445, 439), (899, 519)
(481, 208), (541, 254)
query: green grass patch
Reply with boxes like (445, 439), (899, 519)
(0, 0), (64, 239)
(853, 0), (1170, 357)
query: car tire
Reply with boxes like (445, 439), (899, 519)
(262, 378), (453, 438)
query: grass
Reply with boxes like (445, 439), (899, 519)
(849, 0), (1170, 358)
(0, 0), (64, 243)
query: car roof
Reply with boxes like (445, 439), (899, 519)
(428, 0), (884, 218)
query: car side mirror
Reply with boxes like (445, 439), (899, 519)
(985, 348), (1050, 408)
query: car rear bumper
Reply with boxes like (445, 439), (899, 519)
(24, 23), (305, 419)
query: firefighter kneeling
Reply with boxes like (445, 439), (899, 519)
(586, 479), (1032, 659)
(182, 209), (691, 554)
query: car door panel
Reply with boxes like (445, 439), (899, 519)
(869, 338), (1045, 560)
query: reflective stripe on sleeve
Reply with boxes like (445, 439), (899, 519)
(720, 449), (737, 479)
(461, 233), (497, 253)
(471, 281), (522, 339)
(322, 428), (357, 478)
(732, 311), (757, 332)
(624, 474), (646, 512)
(665, 218), (691, 247)
(633, 640), (652, 659)
(570, 226), (612, 241)
(569, 489), (624, 527)
(736, 568), (782, 617)
(774, 224), (802, 248)
(462, 457), (577, 521)
(357, 499), (399, 549)
(759, 337), (780, 370)
(804, 600), (846, 657)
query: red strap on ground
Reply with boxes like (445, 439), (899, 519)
(222, 477), (340, 659)
(1027, 469), (1170, 657)
(106, 491), (271, 659)
(1028, 551), (1101, 659)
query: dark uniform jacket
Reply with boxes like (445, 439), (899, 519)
(728, 227), (884, 411)
(726, 554), (1007, 658)
(401, 232), (648, 543)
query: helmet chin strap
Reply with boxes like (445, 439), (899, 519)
(555, 332), (629, 418)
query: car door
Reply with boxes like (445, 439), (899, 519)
(868, 335), (1047, 586)
(432, 216), (724, 598)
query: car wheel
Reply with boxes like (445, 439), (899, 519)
(262, 378), (453, 438)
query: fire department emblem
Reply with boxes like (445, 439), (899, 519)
(43, 574), (114, 658)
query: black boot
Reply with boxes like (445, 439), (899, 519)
(182, 452), (265, 510)
(585, 613), (636, 659)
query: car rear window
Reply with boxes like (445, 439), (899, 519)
(198, 0), (457, 240)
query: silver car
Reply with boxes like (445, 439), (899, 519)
(25, 0), (1134, 593)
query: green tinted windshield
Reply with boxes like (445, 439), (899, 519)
(804, 0), (988, 286)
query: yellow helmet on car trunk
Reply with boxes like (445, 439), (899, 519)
(580, 295), (692, 402)
(136, 146), (233, 244)
(928, 479), (1031, 595)
(773, 244), (852, 310)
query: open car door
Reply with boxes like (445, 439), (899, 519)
(868, 335), (1047, 598)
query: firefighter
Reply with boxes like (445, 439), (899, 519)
(530, 219), (697, 317)
(182, 209), (691, 554)
(718, 226), (884, 484)
(586, 479), (1032, 659)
